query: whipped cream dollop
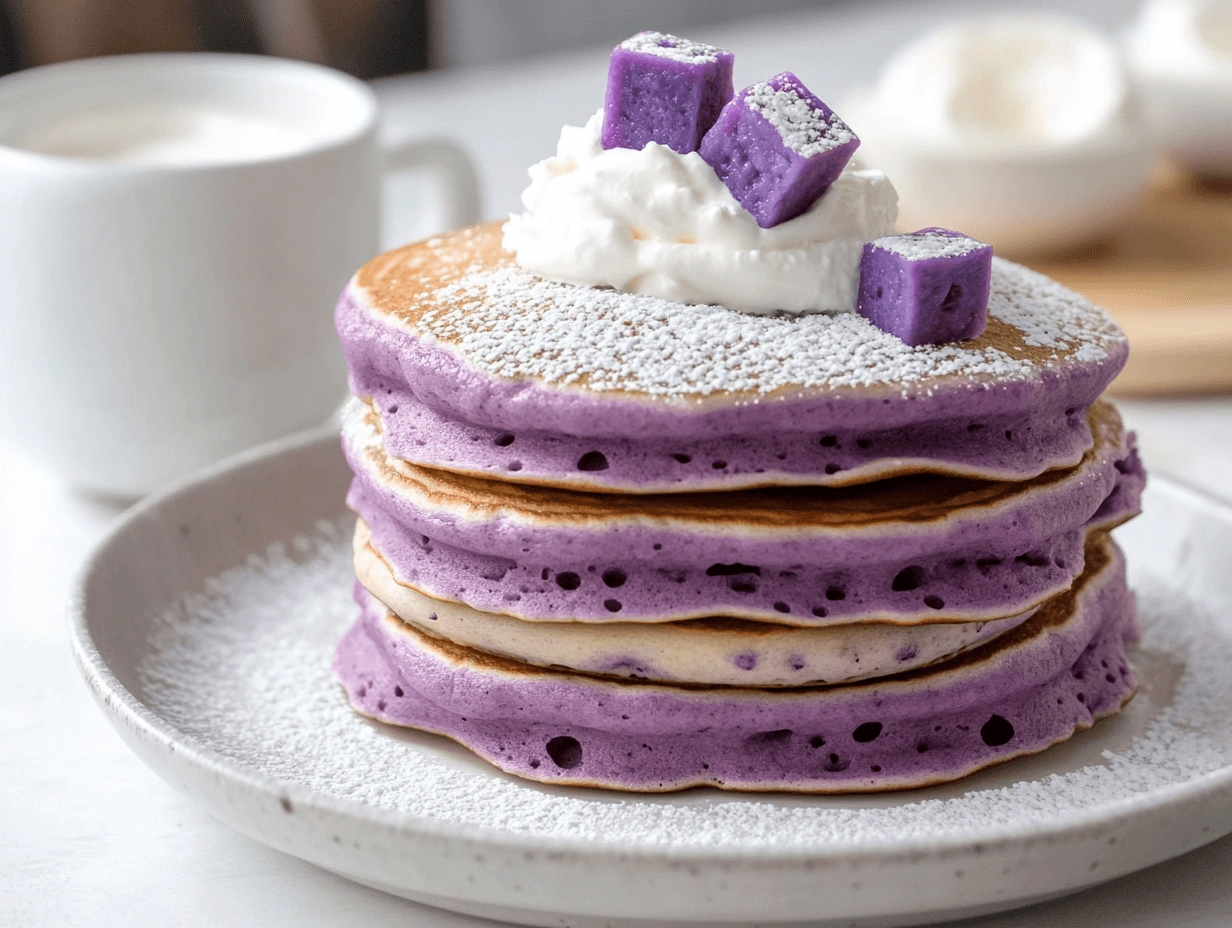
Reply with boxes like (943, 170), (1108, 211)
(502, 110), (897, 315)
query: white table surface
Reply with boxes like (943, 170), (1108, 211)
(5, 2), (1232, 925)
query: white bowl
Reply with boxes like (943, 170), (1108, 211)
(845, 15), (1157, 256)
(1127, 0), (1232, 178)
(848, 94), (1155, 255)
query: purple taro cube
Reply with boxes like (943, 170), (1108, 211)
(602, 31), (734, 155)
(698, 71), (860, 228)
(856, 228), (994, 347)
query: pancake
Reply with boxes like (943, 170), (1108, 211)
(336, 222), (1127, 492)
(334, 534), (1137, 792)
(343, 397), (1145, 624)
(355, 519), (1036, 687)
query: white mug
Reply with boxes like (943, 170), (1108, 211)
(0, 53), (479, 496)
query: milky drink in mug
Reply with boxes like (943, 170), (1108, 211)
(0, 54), (478, 494)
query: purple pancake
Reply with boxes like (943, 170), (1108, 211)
(334, 534), (1137, 792)
(343, 397), (1145, 625)
(336, 223), (1127, 493)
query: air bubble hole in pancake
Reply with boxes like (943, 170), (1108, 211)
(545, 735), (583, 769)
(852, 722), (883, 742)
(892, 566), (924, 591)
(577, 451), (609, 472)
(602, 569), (627, 588)
(981, 715), (1015, 747)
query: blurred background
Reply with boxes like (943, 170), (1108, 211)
(0, 0), (857, 77)
(2, 5), (1232, 924)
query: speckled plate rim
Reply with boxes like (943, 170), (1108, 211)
(67, 426), (1232, 927)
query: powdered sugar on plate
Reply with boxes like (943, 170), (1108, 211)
(137, 519), (1230, 851)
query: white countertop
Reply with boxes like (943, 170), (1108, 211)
(5, 1), (1232, 925)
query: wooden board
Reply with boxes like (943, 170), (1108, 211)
(1028, 167), (1232, 397)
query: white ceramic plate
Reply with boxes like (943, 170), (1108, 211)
(70, 427), (1232, 928)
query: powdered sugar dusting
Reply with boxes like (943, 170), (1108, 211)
(620, 31), (724, 64)
(874, 230), (987, 261)
(137, 521), (1231, 850)
(412, 258), (1118, 397)
(745, 78), (854, 157)
(990, 259), (1122, 352)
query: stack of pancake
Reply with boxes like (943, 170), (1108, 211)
(333, 222), (1145, 793)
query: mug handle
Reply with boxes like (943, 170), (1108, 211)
(380, 137), (482, 235)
